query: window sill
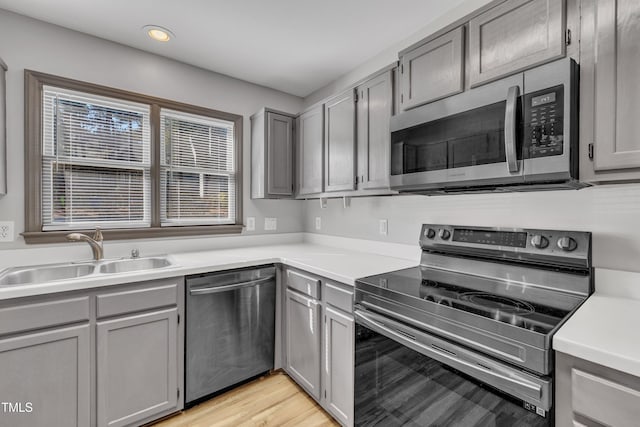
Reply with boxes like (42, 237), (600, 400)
(22, 224), (244, 244)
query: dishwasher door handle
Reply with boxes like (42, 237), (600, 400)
(189, 276), (275, 295)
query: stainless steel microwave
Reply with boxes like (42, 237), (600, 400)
(390, 58), (584, 193)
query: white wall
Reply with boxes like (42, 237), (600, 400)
(303, 184), (640, 272)
(0, 9), (304, 257)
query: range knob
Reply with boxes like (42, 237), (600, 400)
(557, 236), (578, 252)
(439, 229), (451, 240)
(530, 235), (549, 249)
(424, 228), (436, 239)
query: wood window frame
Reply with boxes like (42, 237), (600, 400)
(23, 70), (243, 244)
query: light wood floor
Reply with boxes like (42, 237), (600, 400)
(151, 371), (339, 427)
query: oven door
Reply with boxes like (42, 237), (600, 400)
(354, 309), (552, 427)
(390, 73), (524, 191)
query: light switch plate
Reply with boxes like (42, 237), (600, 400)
(315, 217), (321, 230)
(246, 217), (255, 231)
(379, 219), (388, 236)
(264, 217), (277, 231)
(0, 221), (15, 242)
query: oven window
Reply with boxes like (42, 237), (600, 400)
(391, 101), (522, 175)
(354, 324), (550, 427)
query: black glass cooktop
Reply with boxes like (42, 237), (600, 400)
(357, 266), (574, 335)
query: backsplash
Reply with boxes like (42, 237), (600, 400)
(303, 183), (640, 272)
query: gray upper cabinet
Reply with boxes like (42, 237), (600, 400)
(356, 70), (393, 190)
(579, 0), (640, 180)
(297, 105), (324, 195)
(0, 324), (91, 427)
(399, 26), (464, 111)
(324, 89), (356, 192)
(285, 288), (321, 400)
(97, 308), (179, 427)
(468, 0), (566, 87)
(251, 108), (295, 199)
(0, 58), (6, 196)
(556, 352), (640, 427)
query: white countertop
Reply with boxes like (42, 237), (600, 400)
(554, 268), (640, 378)
(0, 242), (418, 301)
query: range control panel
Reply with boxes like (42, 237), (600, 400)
(523, 85), (564, 158)
(419, 224), (592, 269)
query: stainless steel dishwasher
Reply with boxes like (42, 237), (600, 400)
(185, 265), (276, 406)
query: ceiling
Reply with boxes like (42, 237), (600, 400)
(0, 0), (466, 97)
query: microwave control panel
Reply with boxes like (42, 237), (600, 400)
(523, 85), (564, 158)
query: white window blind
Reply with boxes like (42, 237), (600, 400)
(41, 86), (151, 230)
(160, 109), (236, 226)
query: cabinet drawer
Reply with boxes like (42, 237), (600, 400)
(0, 296), (90, 336)
(286, 269), (320, 299)
(324, 281), (353, 314)
(572, 368), (640, 426)
(97, 280), (179, 318)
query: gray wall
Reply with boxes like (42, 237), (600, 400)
(303, 184), (640, 272)
(0, 9), (304, 252)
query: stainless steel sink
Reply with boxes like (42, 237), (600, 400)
(98, 257), (172, 274)
(0, 263), (96, 286)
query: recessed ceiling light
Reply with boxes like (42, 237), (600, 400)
(143, 25), (174, 42)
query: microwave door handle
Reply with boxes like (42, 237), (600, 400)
(505, 85), (520, 173)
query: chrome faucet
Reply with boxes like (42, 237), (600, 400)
(66, 227), (104, 261)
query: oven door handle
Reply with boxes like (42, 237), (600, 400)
(505, 85), (520, 173)
(355, 309), (546, 406)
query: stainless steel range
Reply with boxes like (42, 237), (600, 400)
(354, 224), (592, 426)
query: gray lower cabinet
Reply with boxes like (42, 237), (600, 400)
(398, 26), (464, 111)
(251, 108), (296, 199)
(468, 0), (566, 87)
(579, 0), (640, 181)
(323, 305), (354, 427)
(0, 324), (91, 427)
(356, 70), (393, 190)
(285, 288), (321, 399)
(297, 105), (324, 195)
(284, 268), (354, 427)
(556, 351), (640, 427)
(0, 278), (183, 427)
(96, 308), (179, 427)
(324, 89), (356, 192)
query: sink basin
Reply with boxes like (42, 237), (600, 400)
(98, 257), (172, 274)
(0, 263), (96, 286)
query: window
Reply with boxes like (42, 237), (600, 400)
(24, 71), (243, 243)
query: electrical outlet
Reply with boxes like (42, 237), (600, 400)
(379, 219), (388, 236)
(315, 217), (321, 230)
(264, 217), (277, 231)
(246, 217), (255, 231)
(0, 221), (15, 242)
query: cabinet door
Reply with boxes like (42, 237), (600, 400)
(267, 112), (294, 196)
(357, 71), (393, 190)
(297, 105), (324, 195)
(324, 90), (356, 192)
(323, 306), (354, 427)
(399, 26), (464, 111)
(587, 0), (640, 172)
(97, 308), (178, 427)
(0, 325), (90, 427)
(469, 0), (566, 87)
(285, 288), (321, 399)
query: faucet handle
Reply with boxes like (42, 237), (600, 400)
(93, 227), (103, 242)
